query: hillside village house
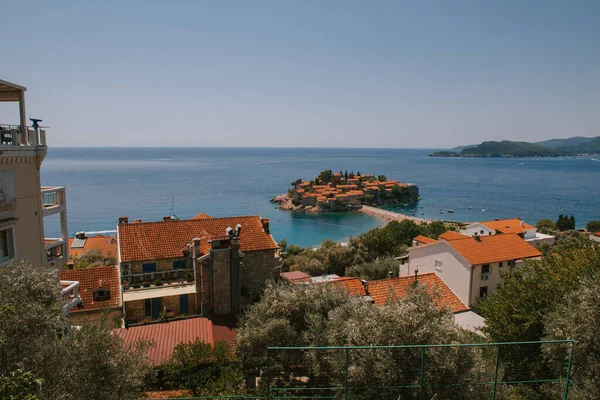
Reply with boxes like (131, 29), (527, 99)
(117, 214), (281, 324)
(460, 218), (555, 246)
(60, 266), (122, 327)
(406, 231), (541, 307)
(0, 79), (78, 314)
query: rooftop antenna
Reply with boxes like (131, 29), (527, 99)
(170, 197), (180, 221)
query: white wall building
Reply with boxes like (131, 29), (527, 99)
(460, 218), (555, 246)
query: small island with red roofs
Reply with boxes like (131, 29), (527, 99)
(271, 170), (420, 213)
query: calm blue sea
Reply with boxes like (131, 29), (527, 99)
(41, 148), (600, 247)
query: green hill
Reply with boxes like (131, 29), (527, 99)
(535, 136), (598, 150)
(459, 141), (558, 157)
(430, 136), (600, 157)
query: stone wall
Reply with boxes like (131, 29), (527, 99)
(128, 257), (189, 274)
(210, 249), (232, 315)
(241, 250), (281, 302)
(124, 293), (196, 323)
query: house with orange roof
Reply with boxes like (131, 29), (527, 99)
(460, 218), (555, 246)
(366, 273), (484, 331)
(68, 232), (118, 258)
(406, 233), (541, 306)
(117, 214), (281, 324)
(60, 266), (122, 327)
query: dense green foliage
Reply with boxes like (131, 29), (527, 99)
(236, 281), (486, 399)
(0, 261), (152, 400)
(281, 220), (446, 280)
(541, 273), (600, 400)
(158, 340), (245, 396)
(585, 220), (600, 232)
(556, 214), (575, 231)
(480, 243), (600, 397)
(535, 218), (556, 233)
(0, 369), (42, 400)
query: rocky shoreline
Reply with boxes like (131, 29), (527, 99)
(270, 194), (320, 213)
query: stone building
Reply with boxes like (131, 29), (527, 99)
(117, 213), (281, 324)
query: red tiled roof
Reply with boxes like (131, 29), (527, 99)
(446, 233), (541, 265)
(480, 218), (534, 235)
(280, 271), (311, 283)
(60, 266), (121, 313)
(439, 231), (469, 241)
(594, 232), (600, 237)
(330, 277), (368, 297)
(118, 215), (278, 262)
(113, 317), (214, 365)
(68, 234), (118, 257)
(191, 213), (213, 220)
(367, 273), (468, 313)
(413, 235), (437, 245)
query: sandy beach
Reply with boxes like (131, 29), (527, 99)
(359, 205), (428, 225)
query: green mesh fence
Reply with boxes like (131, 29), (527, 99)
(163, 340), (576, 400)
(265, 340), (576, 400)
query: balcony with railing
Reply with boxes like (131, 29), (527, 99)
(41, 186), (66, 217)
(60, 280), (82, 316)
(122, 268), (195, 290)
(0, 124), (47, 148)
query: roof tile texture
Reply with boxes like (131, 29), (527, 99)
(446, 233), (541, 265)
(480, 218), (534, 235)
(118, 215), (278, 262)
(68, 234), (118, 257)
(367, 273), (468, 313)
(113, 317), (214, 365)
(330, 277), (368, 297)
(60, 266), (121, 312)
(413, 235), (437, 244)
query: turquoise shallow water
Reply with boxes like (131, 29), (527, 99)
(41, 148), (600, 247)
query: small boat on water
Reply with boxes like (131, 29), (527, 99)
(447, 210), (454, 213)
(481, 209), (485, 212)
(419, 206), (424, 209)
(403, 203), (409, 206)
(468, 206), (472, 209)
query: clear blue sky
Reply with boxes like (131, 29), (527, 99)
(1, 1), (598, 148)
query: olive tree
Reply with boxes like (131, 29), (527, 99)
(0, 261), (152, 400)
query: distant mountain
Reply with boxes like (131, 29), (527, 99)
(562, 137), (600, 155)
(430, 136), (600, 158)
(535, 136), (598, 150)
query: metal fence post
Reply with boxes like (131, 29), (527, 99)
(345, 348), (350, 400)
(266, 349), (271, 400)
(492, 344), (500, 400)
(563, 342), (575, 400)
(419, 346), (425, 400)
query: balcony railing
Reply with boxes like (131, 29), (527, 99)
(60, 280), (82, 315)
(122, 268), (195, 290)
(46, 238), (67, 267)
(0, 124), (47, 147)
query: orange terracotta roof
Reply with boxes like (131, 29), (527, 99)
(118, 215), (278, 262)
(280, 271), (311, 283)
(479, 218), (534, 235)
(367, 273), (468, 313)
(413, 235), (437, 245)
(595, 232), (600, 237)
(330, 277), (368, 297)
(439, 231), (469, 241)
(60, 266), (121, 313)
(68, 234), (118, 257)
(191, 212), (213, 220)
(113, 317), (214, 365)
(446, 233), (541, 265)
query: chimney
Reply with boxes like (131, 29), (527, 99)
(118, 217), (129, 224)
(474, 235), (482, 242)
(163, 216), (172, 222)
(98, 279), (104, 288)
(388, 271), (393, 278)
(494, 218), (499, 221)
(192, 238), (201, 258)
(134, 219), (142, 223)
(520, 220), (524, 227)
(226, 227), (233, 237)
(235, 223), (242, 237)
(261, 218), (270, 234)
